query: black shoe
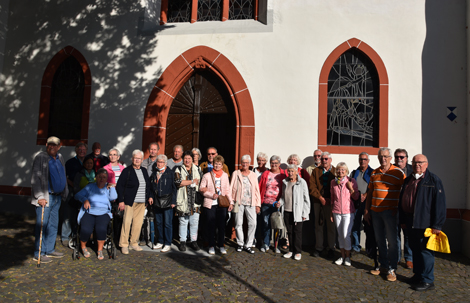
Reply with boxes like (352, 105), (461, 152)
(405, 275), (421, 285)
(244, 247), (255, 254)
(179, 241), (187, 252)
(327, 250), (335, 259)
(236, 246), (243, 252)
(312, 250), (320, 257)
(190, 241), (200, 251)
(413, 282), (435, 291)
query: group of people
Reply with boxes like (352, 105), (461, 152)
(31, 137), (446, 292)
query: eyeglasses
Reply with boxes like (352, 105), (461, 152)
(395, 156), (406, 160)
(321, 158), (329, 161)
(359, 158), (368, 161)
(208, 153), (216, 156)
(412, 161), (427, 165)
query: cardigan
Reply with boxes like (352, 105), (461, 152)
(330, 177), (359, 214)
(116, 166), (152, 206)
(200, 171), (233, 209)
(230, 170), (261, 207)
(103, 163), (126, 184)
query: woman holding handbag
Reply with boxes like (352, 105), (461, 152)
(230, 155), (261, 254)
(330, 162), (359, 266)
(150, 154), (177, 253)
(199, 155), (233, 255)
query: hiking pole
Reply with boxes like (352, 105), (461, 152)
(37, 205), (45, 268)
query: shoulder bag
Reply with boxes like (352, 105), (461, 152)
(211, 172), (230, 208)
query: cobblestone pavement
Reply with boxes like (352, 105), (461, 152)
(0, 214), (469, 302)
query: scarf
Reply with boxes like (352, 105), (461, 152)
(213, 169), (223, 178)
(84, 170), (95, 182)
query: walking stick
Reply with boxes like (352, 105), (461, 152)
(37, 205), (45, 268)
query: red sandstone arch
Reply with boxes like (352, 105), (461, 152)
(36, 46), (92, 146)
(142, 46), (255, 167)
(318, 38), (389, 154)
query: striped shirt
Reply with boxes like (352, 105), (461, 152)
(134, 168), (146, 203)
(112, 166), (122, 184)
(368, 164), (405, 212)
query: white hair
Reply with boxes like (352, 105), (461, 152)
(378, 147), (392, 156)
(286, 164), (298, 171)
(256, 152), (268, 161)
(313, 149), (322, 155)
(241, 154), (251, 163)
(109, 148), (121, 157)
(132, 149), (144, 159)
(336, 162), (349, 174)
(321, 151), (331, 159)
(270, 155), (281, 163)
(287, 154), (301, 164)
(156, 154), (168, 163)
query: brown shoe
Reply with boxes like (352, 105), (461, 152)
(386, 270), (397, 282)
(406, 261), (413, 269)
(129, 245), (143, 251)
(370, 268), (387, 275)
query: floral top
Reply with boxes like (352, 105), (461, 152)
(264, 172), (282, 205)
(241, 175), (252, 206)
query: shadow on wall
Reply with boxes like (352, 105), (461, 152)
(422, 1), (466, 252)
(0, 1), (176, 185)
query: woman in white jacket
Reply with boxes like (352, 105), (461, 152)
(277, 164), (310, 261)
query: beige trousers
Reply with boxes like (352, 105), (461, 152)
(119, 203), (146, 248)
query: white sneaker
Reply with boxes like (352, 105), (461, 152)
(153, 243), (163, 250)
(161, 245), (171, 253)
(208, 247), (215, 255)
(275, 248), (281, 254)
(218, 247), (227, 255)
(335, 257), (344, 265)
(283, 252), (293, 259)
(344, 257), (351, 266)
(294, 253), (301, 261)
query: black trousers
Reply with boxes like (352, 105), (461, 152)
(283, 211), (303, 254)
(205, 205), (228, 248)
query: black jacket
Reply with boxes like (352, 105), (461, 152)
(116, 166), (152, 206)
(150, 166), (177, 206)
(399, 169), (446, 230)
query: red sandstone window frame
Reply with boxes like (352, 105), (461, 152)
(160, 0), (259, 24)
(36, 46), (91, 147)
(318, 38), (389, 155)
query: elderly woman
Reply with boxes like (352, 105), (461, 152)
(174, 151), (202, 251)
(252, 152), (269, 180)
(257, 155), (286, 253)
(287, 154), (311, 188)
(73, 156), (96, 194)
(230, 155), (261, 254)
(75, 168), (117, 259)
(150, 154), (177, 253)
(103, 148), (125, 186)
(277, 164), (310, 260)
(116, 150), (153, 255)
(330, 162), (359, 266)
(200, 155), (233, 255)
(191, 148), (202, 166)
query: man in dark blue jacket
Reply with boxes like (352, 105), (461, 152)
(399, 154), (446, 291)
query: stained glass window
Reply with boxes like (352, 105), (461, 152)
(327, 49), (379, 147)
(168, 0), (192, 23)
(229, 0), (254, 20)
(198, 0), (222, 21)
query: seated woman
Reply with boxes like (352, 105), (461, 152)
(200, 155), (233, 255)
(330, 162), (359, 266)
(231, 154), (261, 254)
(73, 156), (96, 194)
(278, 164), (310, 261)
(149, 154), (177, 252)
(174, 151), (202, 251)
(75, 168), (117, 260)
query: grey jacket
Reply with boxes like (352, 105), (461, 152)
(279, 177), (310, 223)
(31, 151), (69, 207)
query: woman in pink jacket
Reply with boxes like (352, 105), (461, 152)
(230, 155), (261, 254)
(103, 148), (125, 186)
(330, 162), (359, 266)
(200, 155), (233, 255)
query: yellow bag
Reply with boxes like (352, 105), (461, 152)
(424, 228), (451, 254)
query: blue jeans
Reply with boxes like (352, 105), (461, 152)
(34, 195), (61, 257)
(155, 207), (174, 246)
(259, 204), (275, 247)
(371, 209), (399, 270)
(397, 224), (413, 262)
(178, 213), (200, 242)
(351, 201), (365, 252)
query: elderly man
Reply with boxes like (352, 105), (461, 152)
(60, 142), (87, 246)
(305, 149), (323, 176)
(87, 142), (109, 172)
(364, 147), (405, 282)
(199, 147), (230, 176)
(167, 145), (183, 170)
(31, 136), (69, 263)
(309, 152), (336, 258)
(349, 152), (373, 253)
(394, 148), (413, 269)
(142, 142), (160, 176)
(399, 154), (446, 291)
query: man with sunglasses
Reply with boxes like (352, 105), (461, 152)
(394, 148), (414, 270)
(349, 152), (373, 254)
(309, 152), (336, 258)
(199, 147), (230, 176)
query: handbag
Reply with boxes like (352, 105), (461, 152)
(270, 209), (285, 230)
(154, 193), (172, 209)
(210, 172), (230, 208)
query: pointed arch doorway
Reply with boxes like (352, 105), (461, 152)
(143, 46), (255, 172)
(164, 70), (237, 170)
